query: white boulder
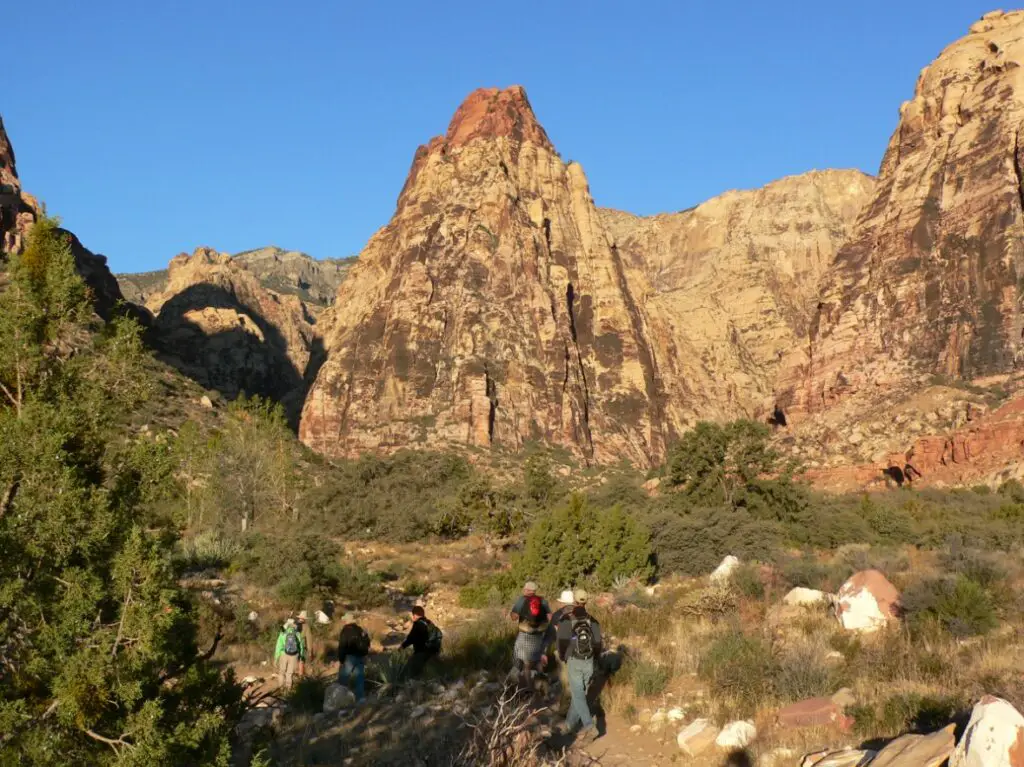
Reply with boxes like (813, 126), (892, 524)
(677, 718), (720, 756)
(716, 719), (757, 749)
(710, 555), (741, 583)
(836, 569), (900, 632)
(784, 587), (830, 606)
(323, 683), (356, 713)
(951, 696), (1024, 767)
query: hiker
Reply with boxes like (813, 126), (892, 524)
(557, 590), (602, 741)
(274, 618), (306, 690)
(337, 615), (371, 703)
(400, 605), (442, 679)
(544, 589), (576, 692)
(509, 581), (551, 690)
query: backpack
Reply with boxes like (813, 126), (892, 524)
(423, 619), (443, 653)
(571, 618), (595, 660)
(283, 629), (301, 656)
(353, 626), (370, 657)
(525, 595), (548, 628)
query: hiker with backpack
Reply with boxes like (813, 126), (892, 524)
(509, 581), (551, 690)
(274, 617), (306, 690)
(337, 615), (371, 703)
(556, 590), (602, 742)
(400, 605), (442, 679)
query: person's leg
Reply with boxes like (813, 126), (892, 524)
(406, 650), (427, 679)
(338, 654), (351, 685)
(567, 659), (594, 732)
(283, 655), (297, 690)
(352, 655), (366, 701)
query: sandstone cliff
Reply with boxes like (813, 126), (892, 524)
(145, 247), (320, 417)
(301, 86), (668, 464)
(777, 10), (1024, 420)
(117, 246), (354, 311)
(0, 115), (126, 319)
(602, 170), (875, 426)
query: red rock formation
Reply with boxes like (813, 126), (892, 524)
(778, 11), (1024, 419)
(301, 86), (669, 464)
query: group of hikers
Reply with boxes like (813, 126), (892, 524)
(272, 581), (603, 743)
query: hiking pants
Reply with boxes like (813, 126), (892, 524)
(565, 657), (595, 732)
(405, 649), (435, 679)
(278, 653), (299, 690)
(338, 654), (366, 702)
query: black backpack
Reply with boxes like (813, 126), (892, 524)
(423, 619), (443, 653)
(571, 618), (595, 660)
(345, 625), (370, 657)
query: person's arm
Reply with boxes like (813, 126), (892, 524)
(592, 620), (603, 657)
(400, 629), (412, 649)
(509, 596), (525, 620)
(298, 632), (307, 662)
(556, 620), (570, 661)
(274, 633), (284, 662)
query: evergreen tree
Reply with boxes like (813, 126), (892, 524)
(0, 219), (241, 765)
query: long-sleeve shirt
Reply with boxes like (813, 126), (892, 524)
(274, 629), (306, 662)
(339, 623), (369, 657)
(556, 610), (602, 662)
(544, 605), (572, 646)
(401, 618), (429, 652)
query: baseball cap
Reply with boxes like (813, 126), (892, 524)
(573, 589), (589, 604)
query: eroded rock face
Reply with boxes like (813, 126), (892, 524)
(145, 247), (319, 415)
(603, 170), (874, 425)
(301, 86), (669, 464)
(117, 246), (354, 312)
(0, 115), (126, 319)
(778, 11), (1024, 419)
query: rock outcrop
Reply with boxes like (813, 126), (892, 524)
(950, 696), (1024, 767)
(300, 87), (876, 464)
(144, 247), (320, 416)
(778, 10), (1024, 420)
(117, 247), (354, 311)
(602, 170), (874, 424)
(0, 115), (127, 319)
(301, 86), (670, 464)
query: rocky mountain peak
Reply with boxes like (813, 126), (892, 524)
(442, 85), (552, 150)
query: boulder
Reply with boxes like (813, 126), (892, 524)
(777, 697), (852, 730)
(710, 555), (741, 583)
(836, 569), (900, 632)
(666, 706), (686, 722)
(784, 587), (831, 606)
(950, 696), (1024, 767)
(872, 724), (955, 767)
(716, 720), (757, 749)
(323, 683), (356, 713)
(677, 719), (720, 757)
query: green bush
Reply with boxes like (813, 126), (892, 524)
(774, 643), (841, 702)
(628, 659), (670, 697)
(697, 630), (777, 718)
(853, 693), (963, 737)
(731, 562), (765, 600)
(902, 575), (999, 638)
(512, 494), (653, 590)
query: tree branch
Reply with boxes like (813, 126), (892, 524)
(0, 381), (20, 415)
(198, 623), (224, 662)
(110, 584), (132, 659)
(84, 729), (133, 752)
(0, 477), (17, 519)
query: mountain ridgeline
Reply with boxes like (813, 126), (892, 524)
(14, 10), (1024, 484)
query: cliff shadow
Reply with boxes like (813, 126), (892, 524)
(145, 282), (320, 429)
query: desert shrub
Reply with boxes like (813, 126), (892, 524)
(731, 562), (766, 600)
(176, 529), (245, 571)
(777, 552), (847, 592)
(288, 675), (328, 714)
(940, 536), (1008, 589)
(442, 612), (516, 679)
(459, 572), (517, 609)
(336, 562), (388, 609)
(627, 659), (670, 697)
(402, 578), (432, 597)
(853, 692), (963, 737)
(902, 575), (999, 638)
(512, 494), (653, 589)
(649, 506), (782, 576)
(774, 643), (841, 702)
(697, 630), (777, 719)
(238, 534), (348, 604)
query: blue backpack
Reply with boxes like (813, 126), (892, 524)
(283, 629), (301, 656)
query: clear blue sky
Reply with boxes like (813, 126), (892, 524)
(3, 1), (999, 273)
